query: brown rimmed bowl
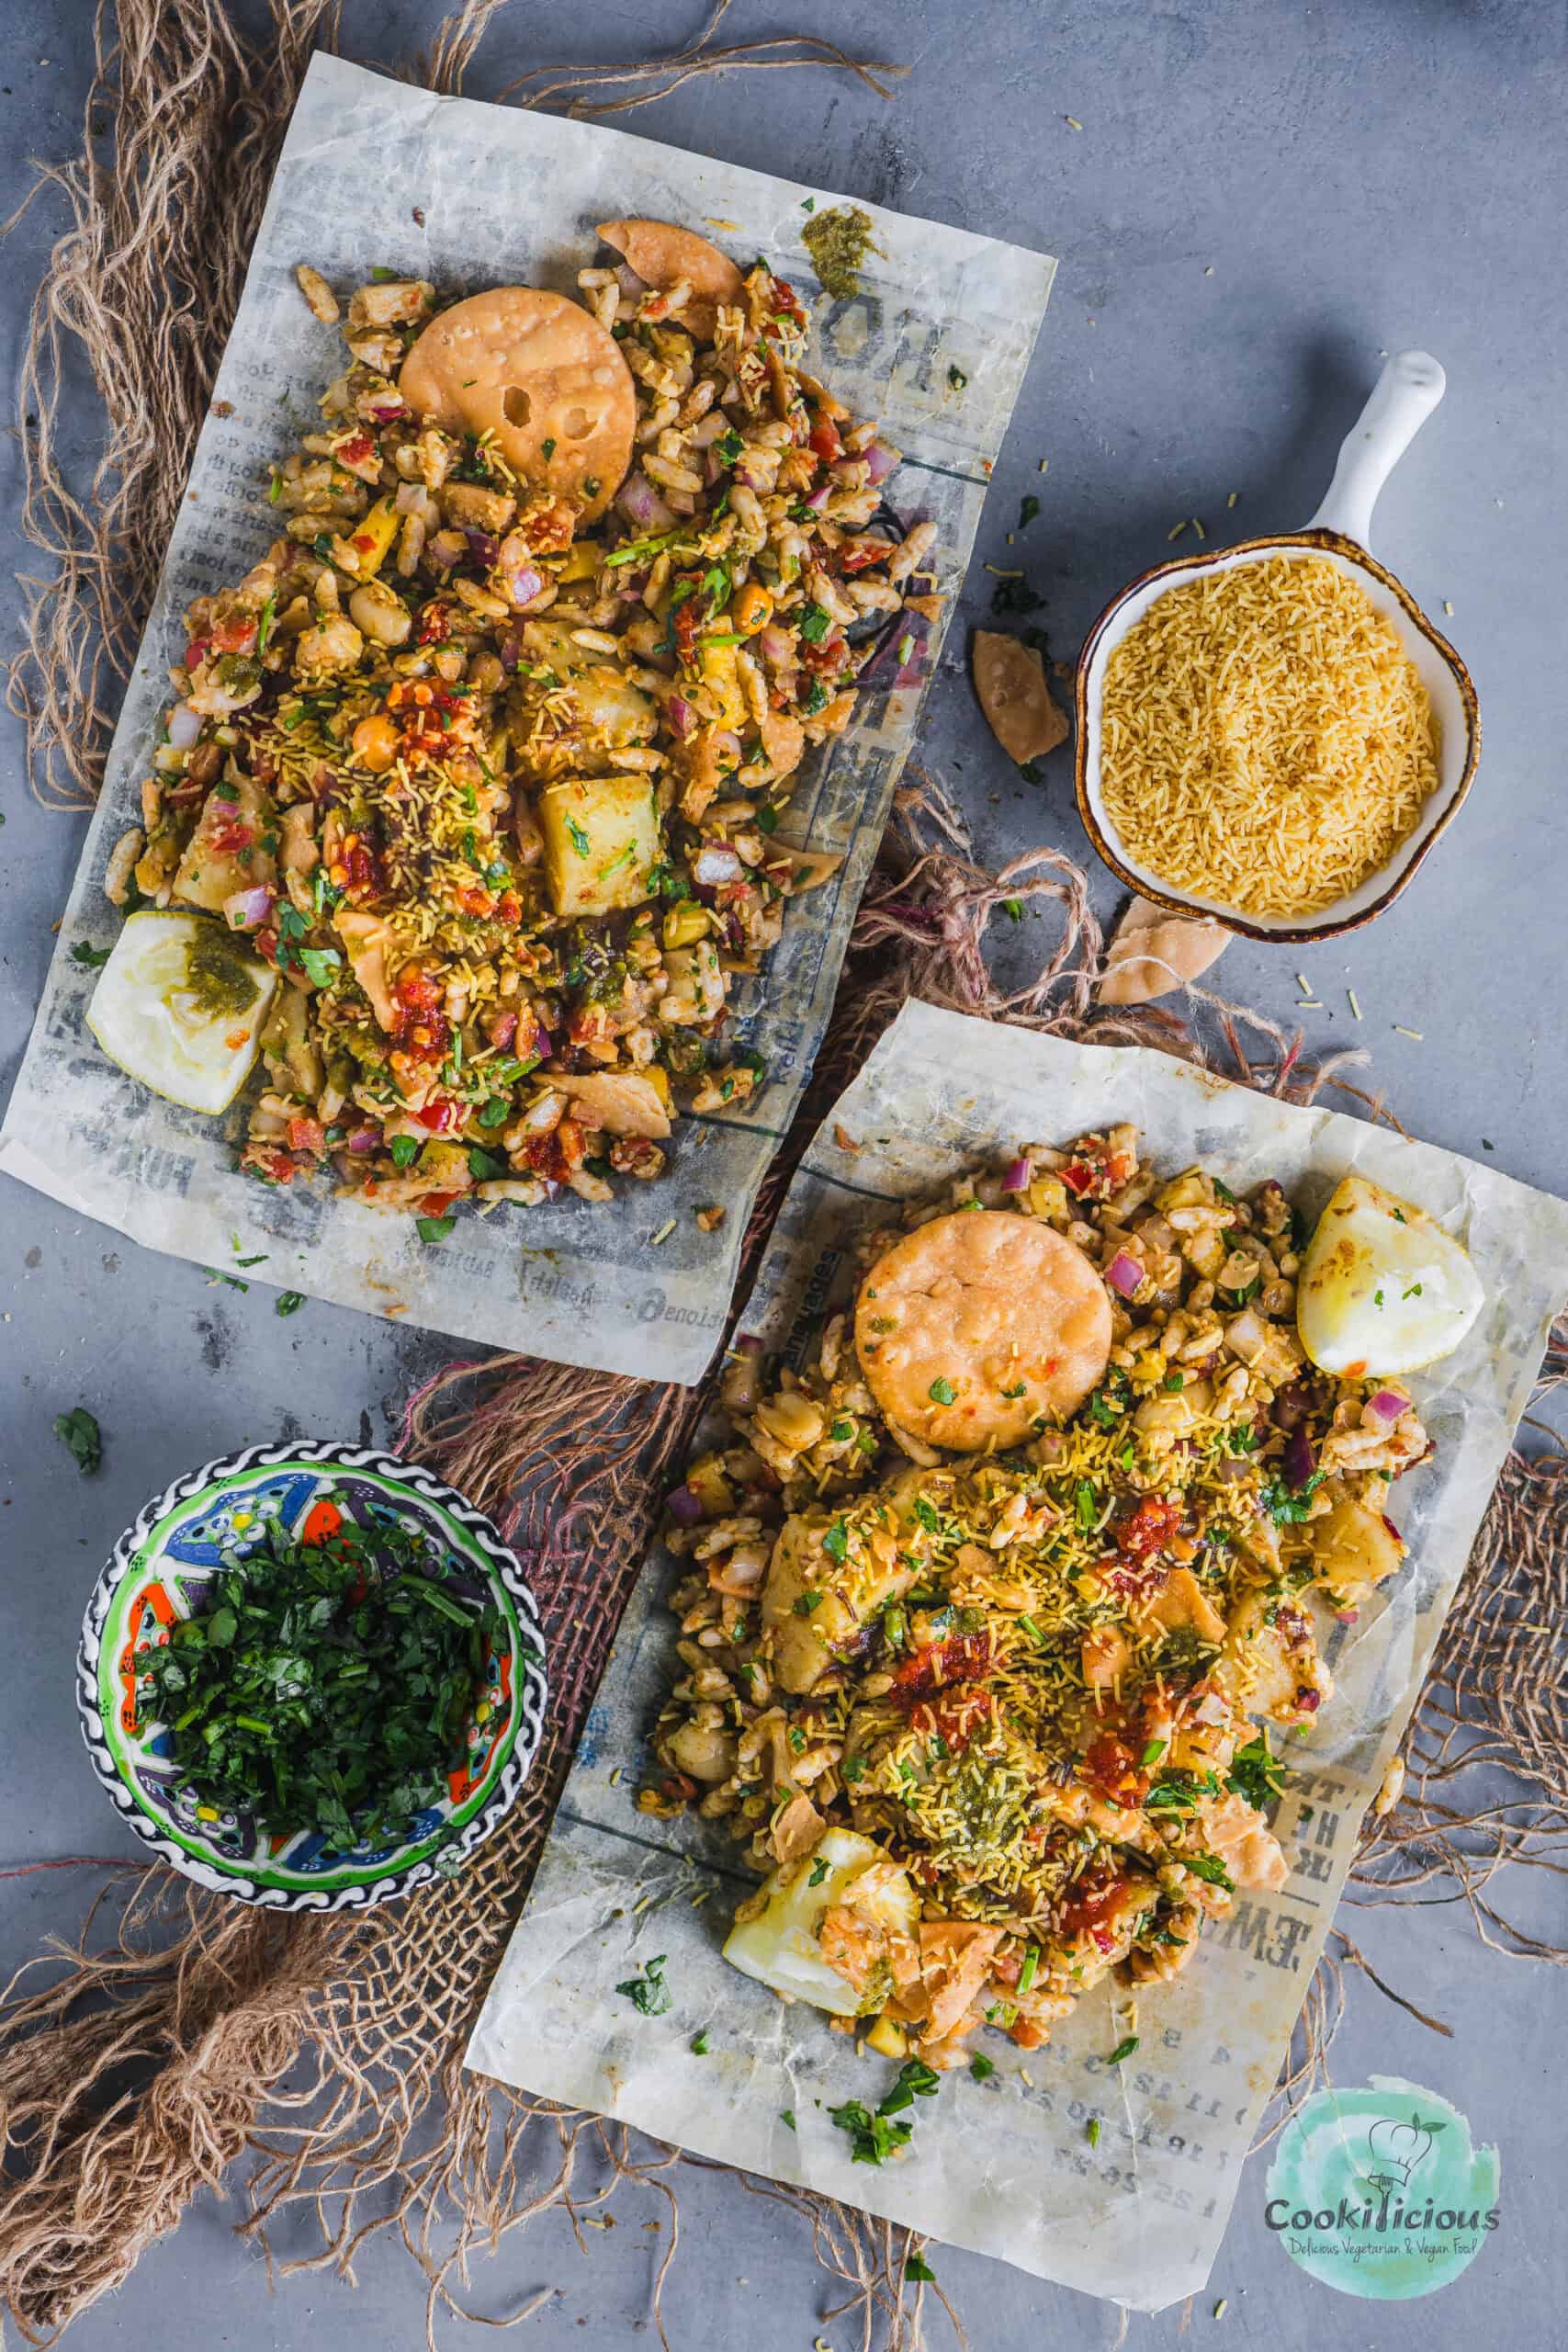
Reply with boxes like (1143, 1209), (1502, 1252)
(1074, 353), (1482, 946)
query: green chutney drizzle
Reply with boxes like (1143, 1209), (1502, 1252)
(183, 924), (261, 1020)
(803, 205), (876, 300)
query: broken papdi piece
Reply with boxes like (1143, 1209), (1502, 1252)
(1099, 894), (1232, 1006)
(972, 629), (1069, 765)
(597, 219), (745, 342)
(399, 287), (635, 525)
(854, 1208), (1111, 1451)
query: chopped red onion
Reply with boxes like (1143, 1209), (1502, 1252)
(345, 1125), (380, 1155)
(1335, 1608), (1359, 1624)
(614, 263), (647, 300)
(207, 797), (240, 822)
(504, 565), (544, 609)
(666, 1485), (704, 1528)
(1105, 1250), (1144, 1300)
(166, 701), (203, 752)
(1368, 1388), (1407, 1422)
(367, 402), (407, 424)
(1001, 1156), (1033, 1193)
(757, 624), (794, 669)
(667, 695), (694, 741)
(464, 529), (500, 568)
(222, 883), (275, 932)
(691, 411), (729, 447)
(616, 470), (675, 531)
(863, 441), (898, 484)
(802, 482), (831, 512)
(1283, 1424), (1316, 1490)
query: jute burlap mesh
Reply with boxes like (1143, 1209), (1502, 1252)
(3, 7), (1563, 2346)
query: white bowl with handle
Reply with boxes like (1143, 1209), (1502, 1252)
(1074, 352), (1481, 944)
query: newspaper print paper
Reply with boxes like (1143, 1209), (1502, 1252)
(468, 1001), (1568, 2308)
(0, 55), (1055, 1382)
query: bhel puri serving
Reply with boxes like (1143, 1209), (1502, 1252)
(646, 1121), (1482, 2074)
(87, 220), (938, 1227)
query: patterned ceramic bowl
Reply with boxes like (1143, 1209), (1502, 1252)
(77, 1440), (547, 1910)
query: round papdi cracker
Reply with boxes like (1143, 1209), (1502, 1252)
(398, 288), (635, 524)
(598, 219), (745, 342)
(854, 1210), (1112, 1452)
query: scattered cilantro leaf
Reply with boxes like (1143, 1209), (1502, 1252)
(54, 1406), (102, 1475)
(615, 1953), (672, 2016)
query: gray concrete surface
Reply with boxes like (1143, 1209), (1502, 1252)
(2, 3), (1563, 2346)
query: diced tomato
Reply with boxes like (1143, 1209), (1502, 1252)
(394, 966), (443, 1014)
(209, 820), (254, 855)
(1115, 1495), (1184, 1565)
(454, 883), (495, 919)
(525, 498), (576, 553)
(799, 631), (851, 675)
(493, 889), (522, 929)
(415, 600), (454, 645)
(254, 925), (278, 963)
(1057, 1862), (1134, 1945)
(414, 1099), (463, 1133)
(672, 595), (703, 662)
(764, 272), (807, 329)
(837, 536), (892, 574)
(891, 1630), (993, 1706)
(1082, 1728), (1146, 1809)
(286, 1114), (324, 1153)
(807, 413), (842, 466)
(916, 1683), (993, 1754)
(184, 637), (211, 669)
(337, 431), (374, 463)
(344, 842), (382, 894)
(1062, 1148), (1134, 1203)
(419, 1192), (456, 1217)
(209, 614), (258, 655)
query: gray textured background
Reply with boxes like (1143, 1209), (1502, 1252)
(2, 3), (1562, 2346)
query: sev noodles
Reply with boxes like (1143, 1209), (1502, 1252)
(1100, 554), (1439, 919)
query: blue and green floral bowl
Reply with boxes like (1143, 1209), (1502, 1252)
(77, 1439), (547, 1910)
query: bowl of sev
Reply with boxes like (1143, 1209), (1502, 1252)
(1075, 352), (1480, 944)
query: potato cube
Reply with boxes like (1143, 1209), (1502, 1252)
(538, 774), (660, 917)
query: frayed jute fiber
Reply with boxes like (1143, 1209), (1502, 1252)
(3, 6), (1565, 2346)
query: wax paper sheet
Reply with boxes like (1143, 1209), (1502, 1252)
(468, 1001), (1568, 2309)
(0, 54), (1054, 1382)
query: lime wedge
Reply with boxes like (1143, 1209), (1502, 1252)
(85, 910), (276, 1114)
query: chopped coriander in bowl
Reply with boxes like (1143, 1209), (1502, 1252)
(78, 1440), (547, 1908)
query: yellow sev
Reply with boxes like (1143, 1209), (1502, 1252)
(1099, 554), (1439, 919)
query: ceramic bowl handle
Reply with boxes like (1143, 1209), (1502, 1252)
(1306, 350), (1446, 549)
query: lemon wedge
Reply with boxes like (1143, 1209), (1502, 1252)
(722, 1826), (918, 2015)
(1296, 1172), (1483, 1377)
(86, 910), (276, 1114)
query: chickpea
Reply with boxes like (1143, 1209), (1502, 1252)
(351, 712), (400, 772)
